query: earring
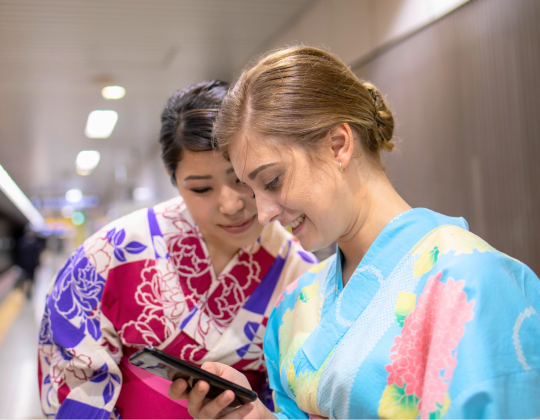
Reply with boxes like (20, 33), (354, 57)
(340, 162), (345, 172)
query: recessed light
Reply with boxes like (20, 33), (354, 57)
(76, 150), (100, 171)
(85, 110), (118, 138)
(76, 167), (92, 176)
(102, 86), (126, 100)
(66, 189), (83, 203)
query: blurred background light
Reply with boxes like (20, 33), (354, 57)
(60, 205), (74, 218)
(65, 189), (83, 203)
(76, 167), (92, 176)
(133, 187), (153, 202)
(102, 86), (126, 100)
(76, 150), (100, 171)
(0, 164), (44, 229)
(85, 110), (118, 138)
(71, 211), (85, 226)
(115, 164), (127, 184)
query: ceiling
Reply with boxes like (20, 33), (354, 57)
(0, 0), (315, 221)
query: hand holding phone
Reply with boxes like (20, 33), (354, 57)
(129, 346), (258, 408)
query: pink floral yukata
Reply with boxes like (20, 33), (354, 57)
(38, 196), (317, 418)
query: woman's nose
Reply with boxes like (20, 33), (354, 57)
(219, 186), (244, 215)
(256, 194), (281, 225)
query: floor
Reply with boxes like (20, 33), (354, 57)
(0, 252), (65, 419)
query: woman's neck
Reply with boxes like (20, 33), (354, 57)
(204, 235), (239, 277)
(337, 175), (411, 286)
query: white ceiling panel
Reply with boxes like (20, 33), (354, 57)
(0, 0), (314, 217)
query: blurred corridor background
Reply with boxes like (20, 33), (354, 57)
(0, 0), (539, 417)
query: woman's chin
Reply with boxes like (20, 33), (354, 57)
(300, 235), (334, 253)
(225, 226), (263, 249)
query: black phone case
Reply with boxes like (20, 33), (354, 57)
(129, 346), (258, 407)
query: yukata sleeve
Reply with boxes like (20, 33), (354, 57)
(445, 260), (540, 419)
(263, 302), (309, 420)
(38, 245), (122, 419)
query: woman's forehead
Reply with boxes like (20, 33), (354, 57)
(230, 134), (285, 176)
(177, 149), (231, 176)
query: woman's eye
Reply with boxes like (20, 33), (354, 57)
(264, 176), (280, 191)
(191, 188), (211, 194)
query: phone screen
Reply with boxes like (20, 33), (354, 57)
(130, 350), (190, 382)
(129, 346), (258, 407)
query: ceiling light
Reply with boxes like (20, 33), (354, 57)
(102, 86), (126, 100)
(76, 150), (100, 171)
(0, 164), (44, 229)
(76, 167), (92, 176)
(85, 110), (118, 138)
(66, 189), (83, 203)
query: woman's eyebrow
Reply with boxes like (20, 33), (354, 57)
(248, 163), (276, 180)
(225, 167), (235, 175)
(184, 174), (212, 181)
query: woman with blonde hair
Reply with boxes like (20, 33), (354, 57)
(169, 47), (540, 419)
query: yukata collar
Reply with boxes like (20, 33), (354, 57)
(300, 208), (468, 370)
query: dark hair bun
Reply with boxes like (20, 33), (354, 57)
(159, 80), (229, 185)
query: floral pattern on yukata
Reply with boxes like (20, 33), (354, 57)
(379, 272), (475, 419)
(266, 208), (540, 420)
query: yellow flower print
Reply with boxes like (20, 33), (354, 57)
(378, 384), (451, 419)
(287, 364), (297, 397)
(309, 259), (328, 273)
(287, 352), (332, 416)
(279, 281), (322, 370)
(378, 383), (420, 419)
(411, 225), (495, 278)
(430, 393), (451, 420)
(395, 292), (417, 327)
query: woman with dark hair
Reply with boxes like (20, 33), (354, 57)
(37, 81), (317, 419)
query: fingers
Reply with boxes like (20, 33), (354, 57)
(189, 382), (234, 419)
(168, 377), (189, 400)
(218, 402), (255, 419)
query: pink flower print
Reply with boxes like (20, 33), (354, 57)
(284, 278), (300, 295)
(274, 278), (301, 308)
(381, 271), (475, 419)
(274, 293), (285, 308)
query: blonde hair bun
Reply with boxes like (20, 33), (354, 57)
(215, 46), (396, 160)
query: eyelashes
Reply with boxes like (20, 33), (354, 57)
(264, 176), (280, 191)
(190, 188), (211, 194)
(192, 176), (280, 199)
(252, 176), (282, 199)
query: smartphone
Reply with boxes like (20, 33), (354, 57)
(129, 346), (258, 407)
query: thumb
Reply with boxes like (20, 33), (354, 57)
(200, 361), (222, 376)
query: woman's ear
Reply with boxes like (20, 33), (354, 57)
(328, 123), (355, 170)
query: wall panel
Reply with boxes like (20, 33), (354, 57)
(354, 0), (540, 272)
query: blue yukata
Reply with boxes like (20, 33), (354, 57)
(264, 208), (540, 419)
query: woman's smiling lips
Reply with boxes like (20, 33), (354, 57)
(220, 216), (256, 234)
